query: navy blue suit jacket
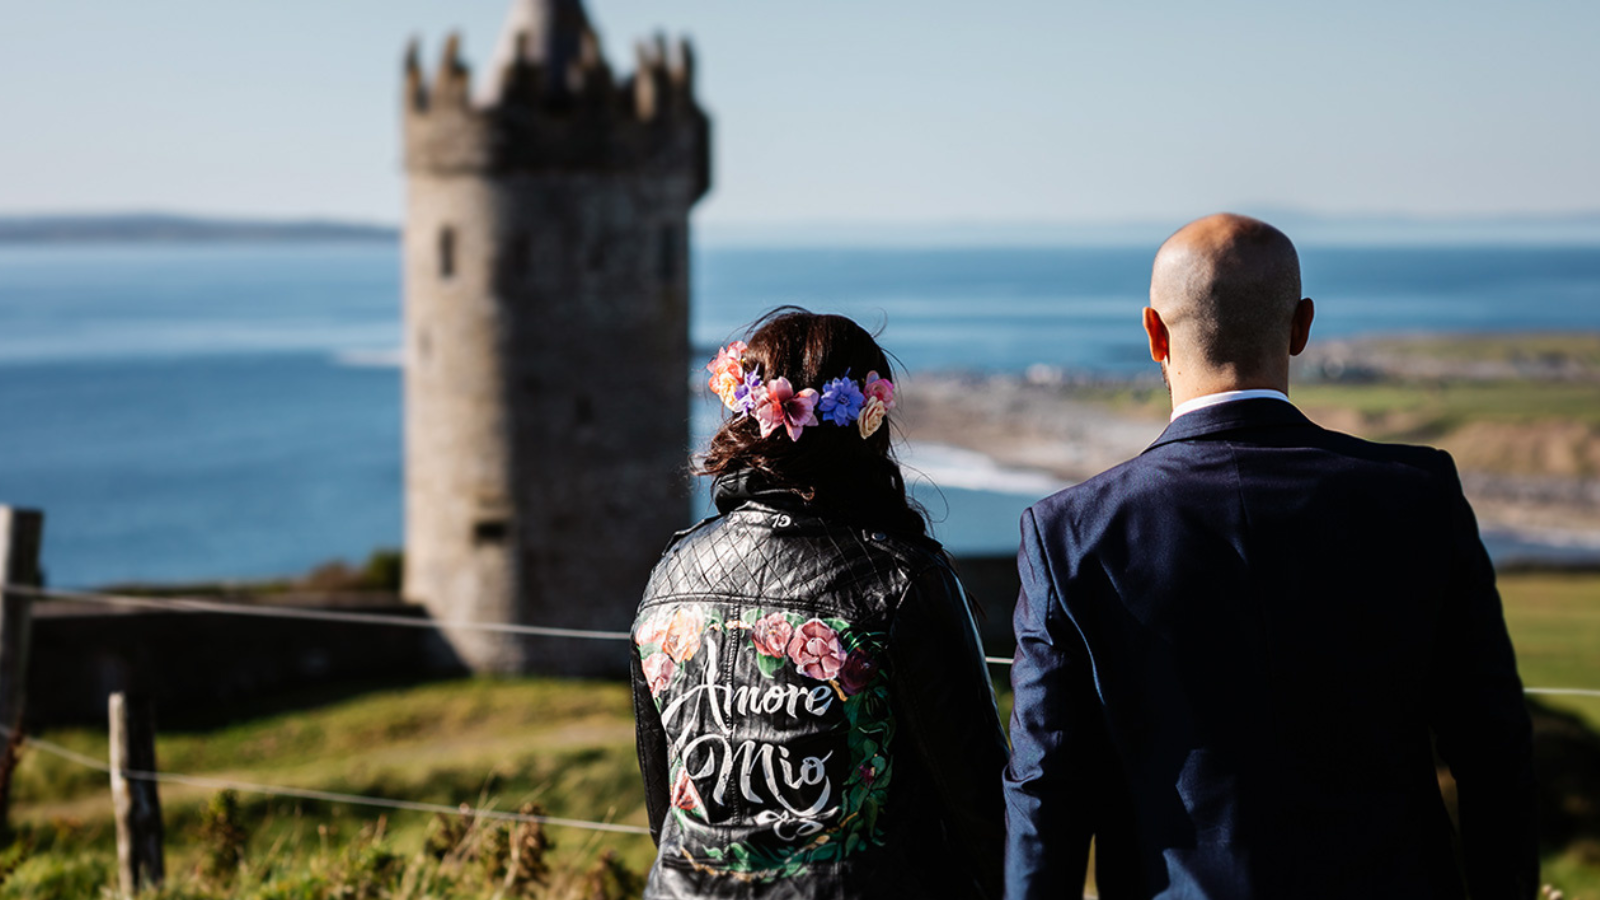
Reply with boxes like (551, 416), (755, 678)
(1004, 399), (1537, 900)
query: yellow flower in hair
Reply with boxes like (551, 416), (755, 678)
(858, 397), (889, 439)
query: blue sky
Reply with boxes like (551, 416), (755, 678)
(1, 0), (1596, 226)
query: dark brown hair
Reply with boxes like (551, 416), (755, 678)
(698, 308), (927, 537)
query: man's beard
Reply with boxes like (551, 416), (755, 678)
(1159, 360), (1171, 401)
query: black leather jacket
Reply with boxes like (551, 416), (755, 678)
(631, 477), (1009, 899)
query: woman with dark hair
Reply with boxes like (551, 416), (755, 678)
(631, 309), (1008, 899)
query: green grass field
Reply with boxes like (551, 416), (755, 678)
(3, 571), (1596, 898)
(1079, 377), (1600, 433)
(1501, 572), (1600, 731)
(1294, 379), (1600, 433)
(1360, 333), (1600, 369)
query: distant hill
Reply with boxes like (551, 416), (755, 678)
(0, 213), (398, 244)
(699, 210), (1600, 248)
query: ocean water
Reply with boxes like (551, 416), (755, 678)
(0, 242), (1598, 586)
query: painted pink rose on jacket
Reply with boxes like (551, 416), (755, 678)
(641, 652), (676, 697)
(634, 610), (669, 647)
(787, 618), (846, 681)
(751, 612), (794, 658)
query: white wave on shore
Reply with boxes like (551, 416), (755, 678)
(334, 348), (404, 369)
(1483, 524), (1600, 553)
(900, 442), (1074, 497)
(902, 440), (1600, 563)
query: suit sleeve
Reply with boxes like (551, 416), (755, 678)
(1004, 506), (1109, 900)
(1426, 452), (1538, 900)
(887, 559), (1011, 900)
(630, 645), (671, 844)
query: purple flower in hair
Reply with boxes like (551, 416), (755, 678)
(818, 375), (866, 427)
(733, 368), (762, 415)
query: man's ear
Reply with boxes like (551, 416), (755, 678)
(1143, 306), (1170, 363)
(1288, 298), (1315, 357)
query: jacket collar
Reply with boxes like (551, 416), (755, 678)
(711, 469), (942, 550)
(1145, 396), (1316, 451)
(712, 469), (812, 516)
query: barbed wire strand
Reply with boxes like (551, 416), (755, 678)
(983, 655), (1600, 696)
(8, 728), (1113, 891)
(7, 585), (630, 642)
(4, 726), (651, 836)
(10, 585), (1598, 697)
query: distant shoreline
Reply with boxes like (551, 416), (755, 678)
(0, 213), (397, 244)
(8, 212), (1600, 246)
(899, 334), (1600, 554)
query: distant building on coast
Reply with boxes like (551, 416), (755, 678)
(401, 0), (711, 674)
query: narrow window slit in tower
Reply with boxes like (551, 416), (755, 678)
(659, 224), (679, 279)
(439, 226), (457, 279)
(473, 519), (508, 545)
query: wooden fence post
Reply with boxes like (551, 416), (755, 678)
(109, 691), (164, 897)
(0, 506), (43, 832)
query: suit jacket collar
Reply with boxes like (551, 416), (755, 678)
(1146, 397), (1316, 451)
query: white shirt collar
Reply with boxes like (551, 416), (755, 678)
(1170, 389), (1292, 422)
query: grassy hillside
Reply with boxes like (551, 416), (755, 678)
(1502, 572), (1600, 731)
(3, 679), (654, 898)
(1070, 334), (1600, 479)
(2, 571), (1596, 898)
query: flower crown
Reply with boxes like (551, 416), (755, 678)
(706, 341), (897, 442)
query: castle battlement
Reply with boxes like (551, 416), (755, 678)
(403, 6), (708, 188)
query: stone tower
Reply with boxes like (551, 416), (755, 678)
(401, 0), (711, 675)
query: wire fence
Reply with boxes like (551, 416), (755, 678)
(16, 583), (1600, 698)
(1, 724), (651, 836)
(9, 584), (630, 642)
(7, 579), (1598, 842)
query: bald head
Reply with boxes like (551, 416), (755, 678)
(1150, 213), (1304, 378)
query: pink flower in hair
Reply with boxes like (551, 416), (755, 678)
(706, 342), (747, 375)
(863, 371), (896, 410)
(752, 377), (820, 442)
(706, 342), (749, 412)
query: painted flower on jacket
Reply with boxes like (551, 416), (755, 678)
(751, 612), (794, 658)
(706, 341), (748, 411)
(634, 609), (668, 647)
(752, 377), (820, 442)
(660, 606), (705, 663)
(671, 767), (704, 814)
(787, 618), (846, 681)
(641, 652), (676, 697)
(818, 375), (866, 427)
(862, 371), (896, 409)
(857, 396), (889, 439)
(836, 649), (878, 696)
(857, 761), (878, 788)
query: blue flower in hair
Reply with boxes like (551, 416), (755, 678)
(818, 374), (866, 427)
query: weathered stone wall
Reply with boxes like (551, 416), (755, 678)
(25, 596), (455, 726)
(403, 170), (699, 674)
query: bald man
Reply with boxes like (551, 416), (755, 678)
(1004, 214), (1537, 900)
